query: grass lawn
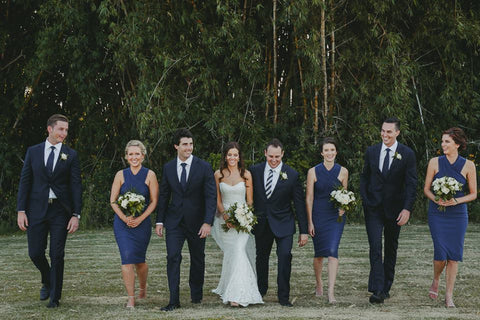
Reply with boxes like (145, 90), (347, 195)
(1, 224), (480, 319)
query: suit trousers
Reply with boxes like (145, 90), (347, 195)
(255, 219), (293, 303)
(165, 222), (206, 305)
(27, 200), (69, 302)
(365, 207), (401, 294)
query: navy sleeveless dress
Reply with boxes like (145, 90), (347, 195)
(428, 156), (468, 261)
(114, 166), (152, 264)
(312, 163), (346, 258)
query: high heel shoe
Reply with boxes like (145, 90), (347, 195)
(126, 296), (135, 309)
(445, 297), (455, 308)
(428, 280), (439, 300)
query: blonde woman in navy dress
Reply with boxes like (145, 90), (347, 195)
(110, 140), (159, 308)
(423, 128), (477, 308)
(306, 137), (349, 304)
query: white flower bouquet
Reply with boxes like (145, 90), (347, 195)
(330, 186), (356, 222)
(117, 191), (145, 217)
(432, 176), (463, 212)
(222, 202), (258, 233)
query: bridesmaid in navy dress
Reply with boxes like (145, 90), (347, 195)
(110, 140), (159, 308)
(423, 128), (477, 308)
(306, 137), (349, 304)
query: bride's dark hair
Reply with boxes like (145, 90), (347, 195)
(219, 141), (247, 182)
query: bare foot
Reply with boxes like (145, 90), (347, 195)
(315, 286), (323, 297)
(126, 296), (135, 309)
(138, 288), (146, 299)
(328, 293), (336, 304)
(230, 301), (239, 307)
(428, 279), (439, 300)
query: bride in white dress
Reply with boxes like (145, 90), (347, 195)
(211, 142), (264, 307)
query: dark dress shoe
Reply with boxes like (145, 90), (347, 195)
(279, 301), (293, 307)
(40, 285), (50, 301)
(161, 303), (180, 311)
(369, 292), (385, 304)
(384, 292), (390, 299)
(46, 300), (59, 308)
(191, 299), (201, 304)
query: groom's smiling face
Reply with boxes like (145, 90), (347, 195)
(265, 146), (284, 169)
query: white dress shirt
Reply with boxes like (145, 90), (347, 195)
(177, 155), (193, 182)
(45, 140), (62, 199)
(378, 141), (398, 172)
(264, 162), (283, 193)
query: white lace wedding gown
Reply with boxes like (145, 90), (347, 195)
(211, 182), (264, 306)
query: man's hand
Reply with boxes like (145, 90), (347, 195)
(155, 224), (164, 237)
(17, 211), (28, 231)
(298, 233), (308, 247)
(396, 209), (410, 226)
(198, 223), (211, 239)
(67, 216), (79, 234)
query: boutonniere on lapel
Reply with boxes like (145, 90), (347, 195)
(394, 152), (402, 161)
(60, 153), (68, 161)
(280, 171), (288, 180)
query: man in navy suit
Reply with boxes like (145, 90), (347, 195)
(17, 114), (82, 308)
(360, 117), (417, 303)
(155, 128), (216, 311)
(249, 139), (308, 307)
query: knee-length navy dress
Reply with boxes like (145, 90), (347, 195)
(114, 166), (152, 264)
(312, 163), (346, 258)
(428, 156), (468, 261)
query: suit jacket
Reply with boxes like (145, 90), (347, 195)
(250, 162), (308, 238)
(156, 156), (216, 233)
(360, 142), (417, 219)
(17, 142), (82, 224)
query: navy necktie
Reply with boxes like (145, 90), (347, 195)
(180, 163), (187, 190)
(46, 146), (56, 173)
(382, 148), (391, 176)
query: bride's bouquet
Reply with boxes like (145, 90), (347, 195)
(117, 191), (145, 217)
(222, 202), (258, 233)
(330, 186), (356, 222)
(432, 176), (463, 212)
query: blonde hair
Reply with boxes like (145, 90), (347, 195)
(125, 140), (147, 159)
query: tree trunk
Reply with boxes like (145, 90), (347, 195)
(273, 0), (278, 124)
(321, 0), (328, 132)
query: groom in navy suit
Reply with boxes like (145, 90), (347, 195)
(250, 138), (308, 307)
(155, 128), (216, 311)
(17, 114), (82, 308)
(360, 117), (417, 303)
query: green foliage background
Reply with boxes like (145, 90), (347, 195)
(1, 0), (479, 232)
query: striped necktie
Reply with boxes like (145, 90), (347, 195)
(265, 169), (274, 199)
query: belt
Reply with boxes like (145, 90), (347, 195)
(48, 198), (57, 204)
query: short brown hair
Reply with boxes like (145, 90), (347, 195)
(443, 127), (467, 151)
(265, 138), (283, 151)
(47, 114), (69, 128)
(320, 137), (338, 151)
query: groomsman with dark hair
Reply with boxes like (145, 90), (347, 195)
(17, 114), (82, 308)
(360, 117), (417, 303)
(249, 138), (308, 307)
(155, 128), (217, 311)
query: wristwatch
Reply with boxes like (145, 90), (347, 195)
(72, 213), (81, 220)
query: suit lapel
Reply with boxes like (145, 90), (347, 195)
(269, 163), (284, 199)
(185, 156), (198, 191)
(387, 143), (403, 174)
(373, 144), (383, 175)
(52, 144), (67, 175)
(257, 162), (268, 201)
